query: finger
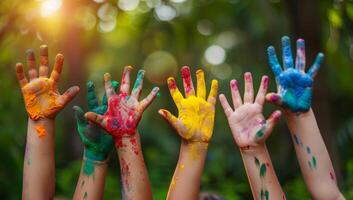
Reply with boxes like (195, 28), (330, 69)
(15, 63), (28, 88)
(120, 65), (133, 94)
(219, 94), (233, 117)
(255, 76), (269, 106)
(267, 46), (282, 78)
(39, 45), (49, 78)
(230, 79), (242, 109)
(85, 112), (107, 129)
(167, 77), (184, 109)
(140, 87), (159, 111)
(181, 66), (195, 97)
(257, 110), (282, 143)
(73, 106), (86, 125)
(196, 69), (206, 99)
(131, 69), (145, 99)
(102, 80), (119, 106)
(295, 38), (306, 71)
(207, 79), (218, 105)
(265, 93), (283, 107)
(281, 36), (294, 69)
(58, 86), (80, 106)
(243, 72), (254, 103)
(86, 81), (99, 110)
(26, 49), (38, 80)
(158, 109), (179, 131)
(50, 54), (64, 84)
(307, 53), (324, 78)
(104, 73), (115, 98)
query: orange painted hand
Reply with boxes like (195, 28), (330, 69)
(159, 66), (218, 143)
(15, 45), (80, 120)
(219, 73), (281, 148)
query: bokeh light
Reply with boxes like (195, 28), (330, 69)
(40, 0), (62, 17)
(118, 0), (140, 11)
(143, 51), (178, 84)
(204, 45), (226, 65)
(154, 4), (176, 21)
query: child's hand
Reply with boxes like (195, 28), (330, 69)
(85, 66), (159, 143)
(73, 81), (119, 161)
(219, 73), (281, 148)
(266, 36), (324, 113)
(159, 66), (218, 143)
(15, 45), (79, 120)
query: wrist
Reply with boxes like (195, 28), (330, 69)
(240, 144), (267, 156)
(284, 108), (312, 118)
(84, 149), (110, 162)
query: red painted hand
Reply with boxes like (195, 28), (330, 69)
(85, 66), (159, 145)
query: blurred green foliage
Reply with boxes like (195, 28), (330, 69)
(1, 0), (353, 199)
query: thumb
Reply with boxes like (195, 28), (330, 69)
(59, 86), (80, 106)
(255, 110), (282, 143)
(265, 93), (283, 107)
(73, 106), (86, 125)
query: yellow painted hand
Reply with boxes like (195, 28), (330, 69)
(15, 45), (80, 120)
(159, 66), (218, 143)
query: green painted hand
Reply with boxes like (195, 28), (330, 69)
(73, 81), (119, 162)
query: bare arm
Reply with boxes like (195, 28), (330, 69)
(219, 73), (285, 200)
(159, 67), (218, 200)
(73, 81), (118, 200)
(17, 45), (79, 199)
(266, 36), (344, 200)
(85, 66), (159, 200)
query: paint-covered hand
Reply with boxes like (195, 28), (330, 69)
(159, 66), (218, 143)
(85, 66), (159, 144)
(15, 45), (80, 120)
(219, 73), (281, 148)
(266, 36), (324, 113)
(74, 81), (119, 161)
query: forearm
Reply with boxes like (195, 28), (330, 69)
(116, 133), (152, 200)
(240, 145), (285, 200)
(285, 109), (343, 199)
(23, 118), (55, 199)
(73, 154), (108, 200)
(167, 141), (208, 200)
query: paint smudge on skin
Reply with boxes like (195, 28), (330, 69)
(181, 66), (193, 95)
(260, 164), (267, 177)
(120, 157), (131, 193)
(293, 134), (317, 170)
(330, 172), (335, 181)
(262, 76), (269, 90)
(129, 137), (139, 155)
(255, 157), (269, 200)
(35, 124), (46, 138)
(83, 160), (95, 176)
(81, 180), (85, 188)
(83, 191), (88, 199)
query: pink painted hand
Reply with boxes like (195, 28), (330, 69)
(85, 66), (159, 145)
(15, 45), (80, 120)
(219, 73), (282, 148)
(159, 66), (218, 143)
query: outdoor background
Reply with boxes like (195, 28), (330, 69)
(0, 0), (353, 199)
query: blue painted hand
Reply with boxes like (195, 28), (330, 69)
(266, 36), (324, 113)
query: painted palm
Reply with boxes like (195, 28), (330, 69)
(73, 81), (119, 162)
(266, 36), (324, 113)
(159, 66), (218, 143)
(16, 45), (79, 120)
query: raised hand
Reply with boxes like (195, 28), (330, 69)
(219, 73), (281, 148)
(85, 66), (159, 145)
(159, 66), (218, 143)
(74, 81), (119, 164)
(266, 36), (324, 113)
(15, 45), (80, 120)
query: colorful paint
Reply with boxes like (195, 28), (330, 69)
(254, 157), (269, 200)
(35, 124), (46, 138)
(266, 36), (324, 113)
(159, 67), (218, 147)
(292, 134), (317, 170)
